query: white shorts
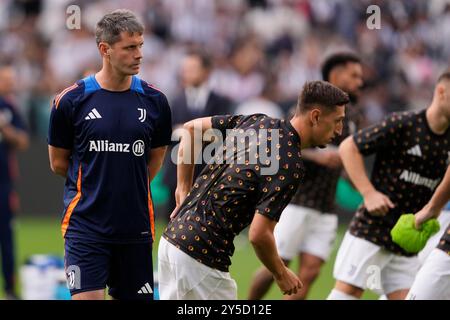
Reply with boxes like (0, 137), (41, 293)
(157, 237), (237, 300)
(333, 232), (420, 295)
(418, 211), (450, 264)
(406, 248), (450, 300)
(274, 204), (338, 261)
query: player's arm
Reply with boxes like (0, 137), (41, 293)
(48, 146), (71, 177)
(249, 213), (303, 295)
(339, 136), (394, 216)
(0, 121), (29, 151)
(301, 147), (341, 169)
(171, 116), (213, 219)
(415, 165), (450, 228)
(147, 146), (168, 183)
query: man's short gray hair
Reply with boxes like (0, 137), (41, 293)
(95, 9), (144, 45)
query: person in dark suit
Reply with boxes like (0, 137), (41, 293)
(171, 49), (232, 125)
(161, 49), (232, 220)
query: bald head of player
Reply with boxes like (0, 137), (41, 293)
(291, 81), (349, 149)
(95, 10), (144, 82)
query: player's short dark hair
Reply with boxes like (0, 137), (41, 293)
(437, 69), (450, 83)
(297, 81), (349, 114)
(95, 9), (144, 45)
(185, 49), (213, 70)
(321, 52), (361, 81)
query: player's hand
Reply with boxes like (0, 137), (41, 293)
(273, 267), (303, 296)
(363, 190), (395, 216)
(315, 150), (342, 169)
(414, 205), (440, 229)
(170, 186), (190, 220)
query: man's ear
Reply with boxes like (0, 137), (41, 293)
(98, 42), (110, 58)
(310, 108), (321, 127)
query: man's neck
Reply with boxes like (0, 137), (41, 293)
(95, 67), (132, 91)
(426, 103), (450, 135)
(290, 116), (310, 149)
(186, 81), (209, 92)
(185, 82), (210, 111)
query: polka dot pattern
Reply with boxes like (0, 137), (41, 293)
(350, 110), (450, 256)
(437, 223), (450, 255)
(163, 114), (304, 271)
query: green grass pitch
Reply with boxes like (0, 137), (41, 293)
(0, 216), (377, 300)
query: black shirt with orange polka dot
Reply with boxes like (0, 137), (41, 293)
(350, 109), (450, 256)
(291, 103), (365, 213)
(163, 114), (304, 272)
(437, 223), (450, 255)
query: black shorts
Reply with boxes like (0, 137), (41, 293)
(64, 237), (154, 300)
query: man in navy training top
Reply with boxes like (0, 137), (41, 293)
(48, 10), (172, 300)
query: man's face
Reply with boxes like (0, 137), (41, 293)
(180, 56), (209, 88)
(311, 105), (346, 148)
(0, 67), (17, 95)
(437, 81), (450, 118)
(106, 32), (144, 76)
(332, 62), (363, 101)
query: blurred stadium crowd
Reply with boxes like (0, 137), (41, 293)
(1, 0), (450, 139)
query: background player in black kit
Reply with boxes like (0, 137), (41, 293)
(328, 70), (450, 300)
(158, 81), (349, 300)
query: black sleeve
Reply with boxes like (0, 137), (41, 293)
(211, 115), (247, 137)
(353, 112), (407, 156)
(254, 167), (301, 221)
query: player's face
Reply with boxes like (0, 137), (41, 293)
(180, 56), (209, 88)
(312, 105), (346, 148)
(334, 62), (363, 100)
(0, 67), (17, 95)
(109, 32), (144, 76)
(440, 82), (450, 116)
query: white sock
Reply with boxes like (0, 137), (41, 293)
(327, 289), (359, 300)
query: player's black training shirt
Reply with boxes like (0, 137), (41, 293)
(350, 110), (450, 256)
(437, 223), (450, 255)
(290, 104), (364, 213)
(163, 114), (304, 271)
